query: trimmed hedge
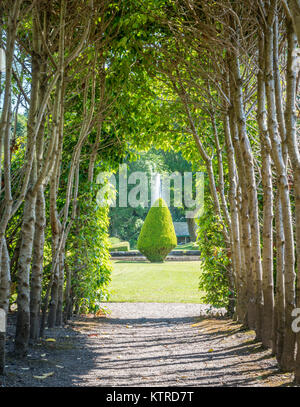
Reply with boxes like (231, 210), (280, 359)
(137, 198), (177, 262)
(109, 241), (130, 252)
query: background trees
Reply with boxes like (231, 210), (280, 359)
(108, 148), (194, 247)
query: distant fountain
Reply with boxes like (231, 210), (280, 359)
(151, 173), (161, 206)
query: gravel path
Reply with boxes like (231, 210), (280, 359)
(78, 303), (229, 386)
(2, 303), (294, 387)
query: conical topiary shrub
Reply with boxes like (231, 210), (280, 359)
(137, 198), (177, 262)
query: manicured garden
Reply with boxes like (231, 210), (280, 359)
(106, 261), (203, 303)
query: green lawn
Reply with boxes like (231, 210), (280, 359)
(105, 261), (203, 303)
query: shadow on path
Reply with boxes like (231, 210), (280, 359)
(2, 304), (295, 387)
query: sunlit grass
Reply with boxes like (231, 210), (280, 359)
(105, 261), (203, 303)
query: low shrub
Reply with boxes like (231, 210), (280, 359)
(197, 206), (232, 310)
(110, 241), (130, 252)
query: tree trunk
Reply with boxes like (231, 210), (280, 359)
(264, 18), (296, 371)
(228, 88), (254, 330)
(285, 18), (300, 382)
(30, 185), (45, 340)
(230, 52), (263, 341)
(47, 261), (60, 328)
(0, 1), (21, 273)
(56, 251), (65, 326)
(63, 263), (72, 323)
(187, 218), (197, 242)
(273, 190), (286, 364)
(223, 113), (246, 324)
(0, 238), (11, 315)
(258, 32), (274, 348)
(286, 0), (300, 44)
(15, 189), (37, 357)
